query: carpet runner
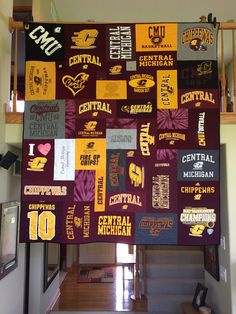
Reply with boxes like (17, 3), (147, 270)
(78, 266), (114, 283)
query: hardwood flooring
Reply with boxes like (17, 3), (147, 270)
(52, 265), (134, 312)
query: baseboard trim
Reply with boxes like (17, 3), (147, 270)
(45, 289), (61, 314)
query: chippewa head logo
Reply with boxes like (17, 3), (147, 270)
(197, 61), (212, 76)
(34, 76), (42, 85)
(189, 38), (207, 51)
(182, 27), (214, 51)
(62, 72), (89, 96)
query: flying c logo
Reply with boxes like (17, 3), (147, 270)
(84, 121), (97, 131)
(71, 29), (99, 49)
(27, 157), (47, 171)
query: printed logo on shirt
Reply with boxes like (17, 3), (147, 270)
(96, 80), (127, 99)
(135, 24), (177, 52)
(178, 61), (217, 89)
(107, 151), (126, 191)
(108, 25), (133, 60)
(138, 53), (175, 68)
(69, 54), (102, 67)
(62, 72), (89, 96)
(109, 65), (123, 75)
(71, 29), (99, 49)
(180, 182), (216, 201)
(157, 70), (178, 109)
(180, 90), (216, 107)
(180, 206), (216, 237)
(129, 162), (145, 188)
(139, 122), (155, 156)
(27, 24), (63, 56)
(178, 150), (219, 181)
(77, 100), (116, 118)
(76, 120), (105, 138)
(152, 174), (170, 209)
(181, 27), (214, 51)
(139, 216), (174, 236)
(129, 74), (155, 93)
(25, 61), (56, 100)
(158, 132), (186, 145)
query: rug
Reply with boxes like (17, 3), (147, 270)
(78, 266), (114, 283)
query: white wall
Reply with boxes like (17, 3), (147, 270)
(14, 0), (32, 6)
(28, 244), (60, 314)
(0, 1), (25, 314)
(220, 125), (236, 314)
(32, 0), (59, 22)
(205, 126), (236, 314)
(205, 143), (232, 314)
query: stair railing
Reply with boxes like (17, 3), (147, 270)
(133, 245), (147, 299)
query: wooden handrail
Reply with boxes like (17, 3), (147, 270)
(221, 30), (227, 112)
(233, 30), (236, 108)
(12, 27), (18, 113)
(132, 245), (147, 299)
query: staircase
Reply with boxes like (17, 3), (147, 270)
(144, 246), (204, 314)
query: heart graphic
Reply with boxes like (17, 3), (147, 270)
(207, 228), (214, 235)
(38, 143), (51, 156)
(62, 72), (89, 96)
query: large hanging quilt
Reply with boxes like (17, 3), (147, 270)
(20, 22), (220, 245)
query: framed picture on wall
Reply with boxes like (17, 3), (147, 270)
(0, 201), (19, 280)
(204, 245), (220, 281)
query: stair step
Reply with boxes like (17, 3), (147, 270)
(148, 293), (193, 313)
(146, 263), (204, 279)
(146, 249), (203, 264)
(147, 278), (203, 294)
(146, 245), (202, 251)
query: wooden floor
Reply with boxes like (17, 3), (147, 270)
(52, 265), (134, 312)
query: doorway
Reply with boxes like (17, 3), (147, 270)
(52, 243), (135, 312)
(116, 243), (136, 263)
